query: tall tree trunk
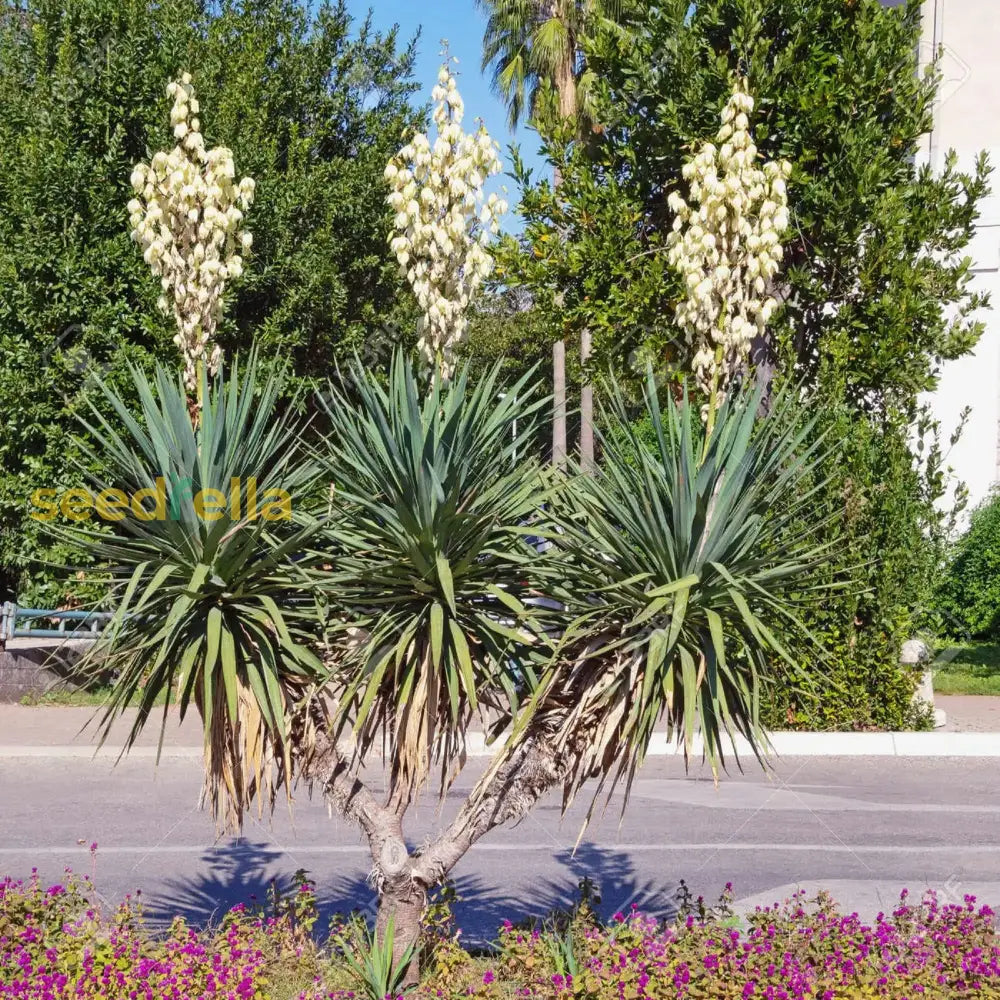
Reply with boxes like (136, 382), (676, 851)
(549, 20), (576, 470)
(551, 20), (595, 471)
(579, 327), (594, 472)
(552, 338), (567, 468)
(555, 14), (578, 121)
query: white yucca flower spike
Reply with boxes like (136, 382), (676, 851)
(385, 56), (506, 379)
(666, 76), (791, 401)
(128, 72), (255, 391)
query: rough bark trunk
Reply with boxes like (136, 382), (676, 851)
(376, 874), (424, 987)
(303, 734), (425, 982)
(305, 720), (577, 985)
(555, 17), (578, 122)
(411, 725), (575, 887)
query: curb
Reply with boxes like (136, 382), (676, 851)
(467, 731), (1000, 757)
(1, 731), (999, 759)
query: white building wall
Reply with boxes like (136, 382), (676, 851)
(919, 0), (1000, 512)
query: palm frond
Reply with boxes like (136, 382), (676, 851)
(476, 0), (630, 129)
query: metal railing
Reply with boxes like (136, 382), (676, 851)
(0, 603), (113, 643)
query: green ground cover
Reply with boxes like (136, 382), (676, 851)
(933, 642), (1000, 696)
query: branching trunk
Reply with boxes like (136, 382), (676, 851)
(412, 726), (574, 886)
(305, 721), (577, 983)
(302, 732), (422, 976)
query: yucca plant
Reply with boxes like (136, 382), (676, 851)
(299, 353), (557, 966)
(314, 353), (556, 792)
(64, 358), (328, 831)
(521, 372), (834, 824)
(332, 913), (420, 1000)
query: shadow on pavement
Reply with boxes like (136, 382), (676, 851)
(143, 839), (684, 943)
(490, 842), (682, 930)
(143, 840), (308, 930)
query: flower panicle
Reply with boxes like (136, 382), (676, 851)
(384, 58), (507, 379)
(128, 72), (255, 390)
(667, 76), (792, 399)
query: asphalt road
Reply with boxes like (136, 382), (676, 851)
(2, 754), (998, 939)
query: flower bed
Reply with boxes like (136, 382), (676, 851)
(2, 870), (999, 999)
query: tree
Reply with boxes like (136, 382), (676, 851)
(59, 22), (833, 970)
(67, 352), (832, 976)
(575, 0), (987, 408)
(478, 0), (633, 470)
(498, 0), (990, 727)
(0, 0), (422, 604)
(935, 489), (1000, 641)
(477, 0), (629, 130)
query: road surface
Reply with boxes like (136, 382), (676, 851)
(1, 753), (998, 939)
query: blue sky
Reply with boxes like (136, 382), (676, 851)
(345, 0), (547, 218)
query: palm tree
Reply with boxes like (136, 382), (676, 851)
(477, 0), (628, 131)
(478, 0), (628, 471)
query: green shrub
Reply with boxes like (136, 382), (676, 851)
(935, 489), (1000, 640)
(761, 404), (943, 732)
(0, 0), (423, 604)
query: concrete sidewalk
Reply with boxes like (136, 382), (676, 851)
(0, 704), (203, 752)
(939, 694), (1000, 732)
(2, 703), (1000, 757)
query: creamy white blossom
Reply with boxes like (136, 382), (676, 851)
(386, 60), (506, 378)
(128, 73), (255, 390)
(666, 77), (791, 397)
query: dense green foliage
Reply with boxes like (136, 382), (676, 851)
(936, 490), (1000, 642)
(2, 0), (987, 748)
(317, 355), (556, 799)
(764, 405), (948, 730)
(501, 0), (989, 400)
(0, 0), (422, 603)
(496, 0), (990, 729)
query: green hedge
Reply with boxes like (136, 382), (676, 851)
(935, 489), (1000, 641)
